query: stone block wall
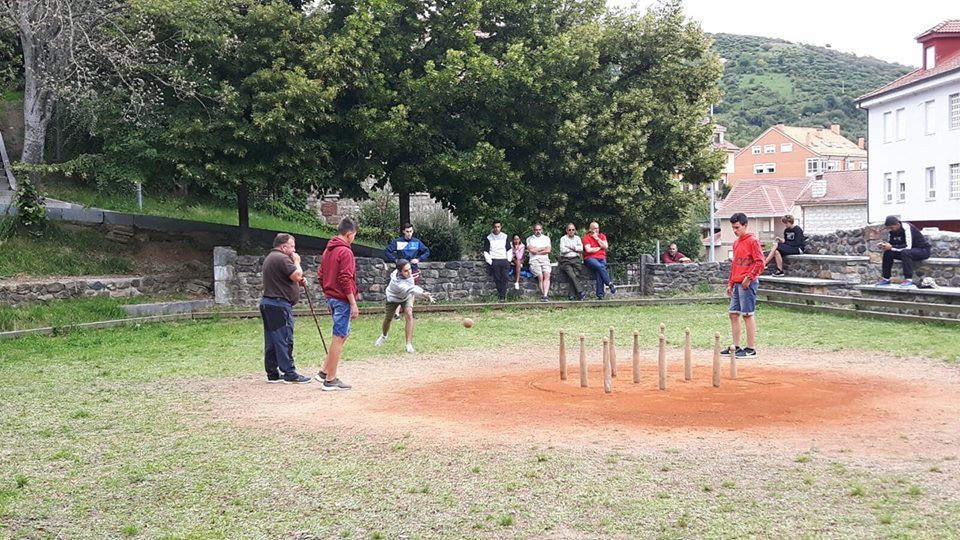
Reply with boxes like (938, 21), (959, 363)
(214, 247), (636, 305)
(805, 225), (960, 260)
(0, 274), (207, 306)
(644, 261), (730, 294)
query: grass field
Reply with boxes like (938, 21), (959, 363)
(1, 304), (959, 538)
(0, 224), (136, 280)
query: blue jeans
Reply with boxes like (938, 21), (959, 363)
(260, 297), (299, 381)
(327, 298), (352, 337)
(583, 258), (612, 298)
(728, 279), (759, 316)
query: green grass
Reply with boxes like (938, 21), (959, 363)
(0, 223), (135, 279)
(0, 294), (189, 332)
(40, 178), (380, 247)
(1, 304), (959, 538)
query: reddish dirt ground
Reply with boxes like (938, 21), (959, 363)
(209, 346), (960, 461)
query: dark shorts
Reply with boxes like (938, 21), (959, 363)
(777, 244), (803, 256)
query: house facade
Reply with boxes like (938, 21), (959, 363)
(715, 177), (812, 259)
(795, 170), (868, 234)
(857, 20), (960, 232)
(727, 124), (867, 186)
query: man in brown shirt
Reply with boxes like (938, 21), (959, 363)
(260, 233), (311, 383)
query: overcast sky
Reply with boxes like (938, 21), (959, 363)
(608, 0), (958, 67)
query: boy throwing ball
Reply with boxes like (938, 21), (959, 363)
(375, 259), (434, 353)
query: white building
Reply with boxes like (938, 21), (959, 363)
(796, 170), (868, 234)
(857, 20), (960, 232)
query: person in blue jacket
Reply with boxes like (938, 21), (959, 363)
(384, 223), (431, 318)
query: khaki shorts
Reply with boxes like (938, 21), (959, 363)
(385, 296), (415, 314)
(529, 257), (552, 276)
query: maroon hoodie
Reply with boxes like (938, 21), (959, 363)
(319, 236), (356, 301)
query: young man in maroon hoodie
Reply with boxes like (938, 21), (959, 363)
(723, 213), (765, 358)
(315, 217), (360, 390)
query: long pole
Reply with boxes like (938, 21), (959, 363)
(709, 185), (716, 263)
(302, 284), (329, 354)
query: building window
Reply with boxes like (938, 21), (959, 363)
(826, 160), (841, 171)
(926, 167), (936, 200)
(805, 158), (824, 175)
(926, 46), (936, 69)
(897, 171), (906, 202)
(761, 219), (771, 232)
(764, 144), (775, 154)
(895, 108), (906, 140)
(713, 133), (722, 144)
(752, 145), (762, 155)
(951, 163), (960, 199)
(780, 143), (793, 153)
(753, 163), (776, 174)
(924, 100), (936, 135)
(884, 172), (893, 203)
(883, 111), (893, 143)
(950, 94), (960, 130)
(858, 161), (868, 170)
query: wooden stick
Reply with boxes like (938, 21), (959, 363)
(602, 337), (612, 394)
(712, 332), (721, 387)
(658, 333), (667, 390)
(683, 327), (692, 381)
(729, 343), (738, 380)
(579, 334), (588, 387)
(612, 327), (619, 378)
(632, 331), (640, 384)
(559, 330), (567, 381)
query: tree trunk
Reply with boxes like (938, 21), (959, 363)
(399, 190), (410, 228)
(19, 37), (53, 167)
(237, 183), (250, 250)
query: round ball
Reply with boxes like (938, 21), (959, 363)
(462, 317), (474, 328)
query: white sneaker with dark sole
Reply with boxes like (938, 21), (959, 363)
(405, 343), (415, 354)
(321, 378), (352, 391)
(375, 335), (387, 347)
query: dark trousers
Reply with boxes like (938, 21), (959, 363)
(558, 258), (584, 297)
(490, 259), (510, 300)
(260, 297), (298, 380)
(583, 257), (612, 298)
(881, 248), (930, 279)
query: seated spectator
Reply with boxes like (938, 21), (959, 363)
(511, 233), (525, 290)
(662, 243), (692, 264)
(764, 214), (804, 276)
(876, 215), (930, 288)
(582, 221), (616, 300)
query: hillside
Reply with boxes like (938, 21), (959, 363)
(710, 33), (913, 147)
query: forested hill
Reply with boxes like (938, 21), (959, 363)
(710, 33), (913, 147)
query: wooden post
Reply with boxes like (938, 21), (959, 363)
(729, 343), (738, 380)
(579, 334), (588, 387)
(632, 331), (640, 384)
(559, 330), (567, 381)
(659, 322), (666, 336)
(602, 337), (612, 394)
(608, 326), (617, 378)
(712, 332), (721, 387)
(658, 333), (667, 390)
(683, 327), (692, 381)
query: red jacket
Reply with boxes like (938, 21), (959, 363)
(319, 236), (357, 301)
(728, 232), (765, 287)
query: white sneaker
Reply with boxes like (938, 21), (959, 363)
(405, 343), (415, 354)
(514, 282), (520, 290)
(375, 335), (387, 347)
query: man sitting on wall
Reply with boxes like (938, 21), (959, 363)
(876, 215), (930, 288)
(764, 214), (804, 276)
(661, 243), (692, 264)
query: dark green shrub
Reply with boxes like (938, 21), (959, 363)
(413, 210), (465, 261)
(15, 179), (47, 233)
(357, 192), (399, 246)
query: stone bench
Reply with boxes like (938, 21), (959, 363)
(758, 276), (854, 295)
(787, 254), (871, 263)
(780, 254), (871, 284)
(853, 284), (960, 319)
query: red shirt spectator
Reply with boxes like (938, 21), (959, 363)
(582, 232), (607, 260)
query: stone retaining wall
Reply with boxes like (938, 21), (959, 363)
(214, 247), (639, 305)
(805, 225), (960, 260)
(644, 261), (730, 294)
(0, 275), (210, 306)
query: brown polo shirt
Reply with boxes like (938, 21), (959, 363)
(262, 249), (300, 305)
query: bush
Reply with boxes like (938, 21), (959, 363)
(356, 192), (399, 246)
(413, 210), (465, 261)
(15, 179), (47, 234)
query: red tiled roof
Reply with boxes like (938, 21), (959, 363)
(718, 177), (811, 218)
(859, 53), (960, 102)
(795, 170), (867, 205)
(916, 20), (960, 40)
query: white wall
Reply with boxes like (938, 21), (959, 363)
(801, 204), (868, 234)
(862, 71), (960, 224)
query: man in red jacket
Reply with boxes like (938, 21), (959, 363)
(315, 217), (360, 391)
(723, 213), (764, 358)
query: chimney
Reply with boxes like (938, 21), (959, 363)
(811, 174), (827, 198)
(857, 137), (865, 149)
(830, 124), (840, 135)
(775, 122), (785, 129)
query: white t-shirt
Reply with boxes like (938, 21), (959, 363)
(526, 234), (552, 262)
(559, 234), (583, 259)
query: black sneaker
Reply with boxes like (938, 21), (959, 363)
(282, 374), (313, 384)
(393, 313), (401, 321)
(321, 378), (352, 391)
(540, 296), (549, 302)
(738, 348), (757, 358)
(772, 269), (785, 276)
(578, 291), (587, 301)
(608, 284), (617, 295)
(267, 376), (283, 384)
(313, 370), (327, 383)
(719, 346), (742, 356)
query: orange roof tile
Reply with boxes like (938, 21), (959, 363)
(796, 170), (867, 205)
(718, 177), (812, 218)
